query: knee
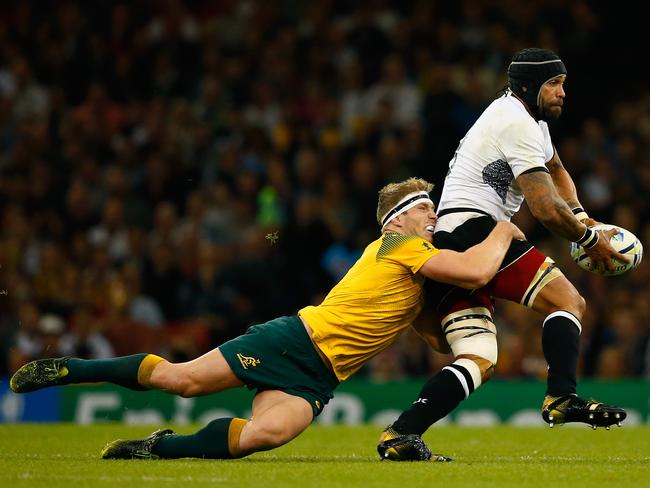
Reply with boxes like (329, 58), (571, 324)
(456, 354), (495, 384)
(573, 293), (587, 319)
(476, 357), (495, 383)
(554, 288), (586, 320)
(541, 278), (586, 320)
(243, 418), (292, 451)
(178, 383), (201, 398)
(150, 363), (200, 397)
(176, 374), (205, 398)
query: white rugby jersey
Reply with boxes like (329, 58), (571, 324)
(437, 92), (554, 224)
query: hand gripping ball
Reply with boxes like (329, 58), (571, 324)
(570, 224), (643, 276)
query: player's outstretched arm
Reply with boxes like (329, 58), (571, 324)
(517, 170), (585, 241)
(546, 152), (601, 227)
(545, 151), (603, 226)
(419, 222), (524, 289)
(518, 170), (629, 273)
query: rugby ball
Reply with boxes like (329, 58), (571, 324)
(570, 224), (643, 276)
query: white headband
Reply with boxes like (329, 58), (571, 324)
(381, 191), (433, 230)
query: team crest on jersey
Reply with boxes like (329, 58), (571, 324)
(482, 159), (513, 204)
(237, 353), (261, 369)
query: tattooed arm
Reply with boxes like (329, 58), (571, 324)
(516, 169), (585, 241)
(546, 150), (599, 226)
(546, 150), (580, 210)
(517, 169), (629, 272)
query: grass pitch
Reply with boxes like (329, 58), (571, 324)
(0, 424), (648, 487)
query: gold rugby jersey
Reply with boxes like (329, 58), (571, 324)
(299, 232), (440, 381)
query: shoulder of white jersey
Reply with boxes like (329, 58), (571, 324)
(538, 119), (551, 136)
(500, 92), (527, 112)
(497, 101), (545, 143)
(484, 95), (534, 128)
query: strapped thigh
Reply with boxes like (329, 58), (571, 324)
(439, 292), (498, 364)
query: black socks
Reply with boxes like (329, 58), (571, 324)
(542, 311), (581, 397)
(391, 365), (472, 436)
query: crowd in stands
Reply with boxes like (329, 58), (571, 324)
(1, 0), (648, 381)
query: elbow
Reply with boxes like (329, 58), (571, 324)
(460, 271), (492, 290)
(529, 205), (554, 225)
(529, 200), (565, 228)
(471, 273), (492, 289)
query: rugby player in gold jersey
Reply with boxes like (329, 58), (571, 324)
(11, 177), (523, 461)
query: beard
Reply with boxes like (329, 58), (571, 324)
(540, 105), (562, 121)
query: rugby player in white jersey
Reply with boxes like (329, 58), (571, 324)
(377, 48), (630, 462)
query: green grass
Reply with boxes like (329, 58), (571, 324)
(0, 424), (648, 487)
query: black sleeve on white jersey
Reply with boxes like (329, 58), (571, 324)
(519, 167), (550, 176)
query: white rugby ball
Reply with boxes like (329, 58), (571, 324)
(570, 224), (643, 276)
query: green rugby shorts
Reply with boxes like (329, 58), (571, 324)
(219, 315), (339, 417)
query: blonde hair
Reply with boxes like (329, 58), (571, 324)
(376, 177), (434, 225)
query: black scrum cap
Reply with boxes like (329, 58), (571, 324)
(507, 48), (567, 119)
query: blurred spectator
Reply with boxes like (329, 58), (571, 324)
(0, 56), (49, 122)
(120, 260), (165, 328)
(365, 54), (421, 130)
(88, 196), (130, 262)
(9, 306), (65, 371)
(58, 305), (114, 359)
